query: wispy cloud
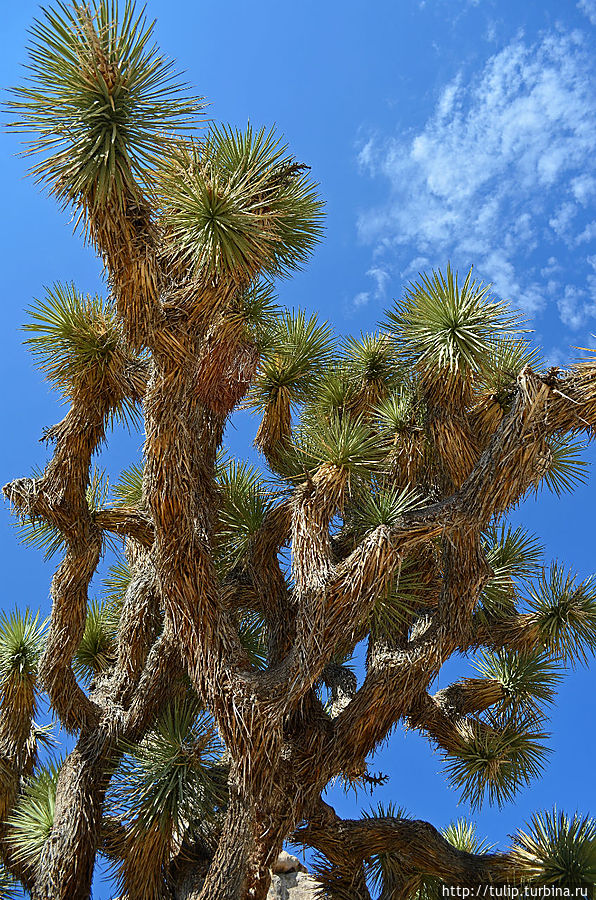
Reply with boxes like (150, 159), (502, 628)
(349, 265), (390, 311)
(578, 0), (596, 26)
(355, 28), (596, 332)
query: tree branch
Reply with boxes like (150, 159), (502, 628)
(296, 805), (518, 888)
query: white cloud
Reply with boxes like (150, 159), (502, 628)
(367, 266), (390, 297)
(541, 256), (561, 278)
(401, 256), (431, 278)
(352, 291), (370, 309)
(350, 265), (390, 313)
(549, 202), (578, 241)
(578, 0), (596, 26)
(356, 29), (596, 330)
(577, 221), (596, 244)
(558, 285), (596, 330)
(571, 174), (596, 204)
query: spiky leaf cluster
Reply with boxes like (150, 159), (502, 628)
(472, 649), (562, 716)
(113, 461), (144, 508)
(376, 387), (425, 438)
(250, 311), (335, 412)
(441, 818), (495, 855)
(283, 413), (387, 485)
(0, 609), (45, 691)
(103, 560), (132, 601)
(385, 265), (517, 379)
(8, 0), (203, 207)
(527, 564), (596, 664)
(443, 712), (550, 810)
(23, 284), (142, 431)
(110, 701), (225, 834)
(368, 559), (428, 637)
(536, 435), (589, 497)
(481, 338), (543, 408)
(341, 332), (401, 409)
(73, 599), (117, 683)
(158, 125), (324, 281)
(6, 762), (59, 871)
(512, 809), (596, 889)
(216, 461), (273, 573)
(480, 524), (543, 618)
(346, 485), (426, 537)
(237, 611), (269, 669)
(229, 280), (280, 348)
(363, 805), (415, 900)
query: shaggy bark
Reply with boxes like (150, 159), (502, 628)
(298, 807), (518, 889)
(5, 362), (596, 898)
(6, 16), (596, 889)
(32, 728), (115, 900)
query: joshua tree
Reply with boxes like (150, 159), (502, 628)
(2, 2), (596, 899)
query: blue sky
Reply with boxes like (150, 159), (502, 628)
(2, 0), (596, 896)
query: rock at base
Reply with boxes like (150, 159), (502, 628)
(267, 870), (321, 899)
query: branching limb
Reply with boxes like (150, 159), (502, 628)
(325, 533), (490, 779)
(94, 508), (154, 548)
(430, 678), (506, 719)
(4, 399), (113, 732)
(104, 548), (161, 708)
(296, 803), (518, 889)
(276, 369), (594, 774)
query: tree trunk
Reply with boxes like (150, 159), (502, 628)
(189, 763), (298, 900)
(32, 728), (114, 900)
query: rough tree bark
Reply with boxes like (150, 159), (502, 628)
(4, 4), (596, 898)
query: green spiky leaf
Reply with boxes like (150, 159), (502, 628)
(113, 461), (144, 508)
(362, 801), (410, 822)
(23, 284), (141, 427)
(443, 711), (550, 810)
(99, 555), (133, 643)
(237, 611), (268, 669)
(216, 460), (273, 571)
(159, 124), (324, 280)
(249, 310), (335, 410)
(103, 558), (132, 602)
(441, 818), (494, 855)
(17, 516), (64, 561)
(370, 565), (428, 636)
(526, 564), (596, 664)
(376, 386), (424, 435)
(231, 280), (279, 348)
(6, 761), (60, 870)
(385, 265), (517, 377)
(9, 0), (203, 207)
(73, 600), (116, 683)
(110, 700), (225, 832)
(346, 485), (426, 536)
(306, 366), (360, 418)
(363, 805), (414, 900)
(472, 649), (562, 715)
(342, 332), (401, 409)
(536, 436), (589, 497)
(481, 337), (543, 408)
(0, 609), (45, 687)
(24, 285), (119, 385)
(513, 808), (596, 889)
(480, 524), (544, 617)
(285, 413), (386, 481)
